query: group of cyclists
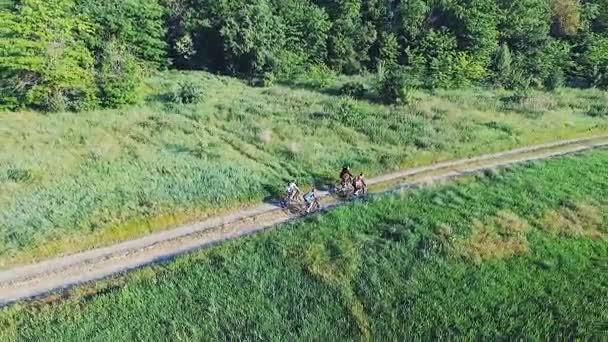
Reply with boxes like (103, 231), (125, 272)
(283, 166), (367, 214)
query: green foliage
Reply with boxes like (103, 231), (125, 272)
(171, 80), (203, 104)
(75, 0), (166, 67)
(578, 34), (608, 89)
(587, 102), (608, 117)
(0, 0), (97, 111)
(377, 68), (413, 104)
(586, 93), (608, 116)
(321, 0), (376, 74)
(377, 32), (399, 68)
(3, 0), (608, 112)
(545, 68), (565, 91)
(551, 0), (582, 37)
(304, 64), (337, 89)
(96, 42), (145, 107)
(218, 0), (286, 75)
(339, 81), (367, 98)
(493, 44), (513, 87)
(498, 0), (552, 52)
(418, 31), (486, 89)
(272, 0), (331, 67)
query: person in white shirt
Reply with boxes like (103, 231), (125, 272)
(286, 180), (301, 201)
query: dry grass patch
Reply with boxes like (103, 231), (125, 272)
(459, 211), (531, 264)
(540, 202), (606, 238)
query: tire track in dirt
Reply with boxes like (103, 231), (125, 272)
(1, 135), (608, 306)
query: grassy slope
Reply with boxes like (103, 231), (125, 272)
(1, 150), (607, 340)
(1, 70), (607, 265)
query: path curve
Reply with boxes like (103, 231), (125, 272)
(1, 135), (608, 306)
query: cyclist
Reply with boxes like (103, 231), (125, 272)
(285, 180), (301, 202)
(339, 166), (354, 188)
(303, 189), (320, 213)
(352, 173), (367, 196)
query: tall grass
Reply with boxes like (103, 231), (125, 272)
(1, 150), (607, 340)
(1, 70), (607, 265)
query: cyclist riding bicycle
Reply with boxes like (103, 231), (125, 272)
(339, 166), (354, 188)
(285, 180), (301, 202)
(303, 189), (319, 213)
(352, 173), (367, 196)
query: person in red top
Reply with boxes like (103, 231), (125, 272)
(352, 173), (367, 196)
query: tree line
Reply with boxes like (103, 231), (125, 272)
(1, 0), (607, 111)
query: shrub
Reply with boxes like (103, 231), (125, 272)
(97, 42), (145, 107)
(305, 64), (336, 89)
(171, 81), (203, 104)
(323, 97), (365, 125)
(6, 168), (32, 183)
(501, 91), (556, 117)
(377, 33), (399, 68)
(587, 100), (608, 117)
(377, 68), (414, 105)
(339, 81), (367, 98)
(249, 72), (275, 88)
(545, 68), (565, 91)
(506, 69), (532, 91)
(493, 44), (513, 88)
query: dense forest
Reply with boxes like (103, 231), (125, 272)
(1, 0), (607, 111)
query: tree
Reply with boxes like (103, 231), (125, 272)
(378, 32), (399, 68)
(551, 0), (582, 37)
(0, 0), (97, 111)
(96, 41), (145, 107)
(272, 0), (331, 64)
(576, 34), (608, 88)
(219, 0), (286, 76)
(498, 0), (552, 51)
(493, 43), (513, 86)
(75, 0), (167, 67)
(587, 0), (608, 34)
(498, 0), (559, 85)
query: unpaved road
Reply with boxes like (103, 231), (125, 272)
(1, 135), (608, 306)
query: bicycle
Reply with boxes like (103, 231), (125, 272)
(280, 191), (302, 209)
(302, 198), (320, 214)
(353, 185), (367, 197)
(334, 179), (354, 197)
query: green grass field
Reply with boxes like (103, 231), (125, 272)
(1, 149), (607, 340)
(1, 70), (608, 266)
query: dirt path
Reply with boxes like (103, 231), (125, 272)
(1, 135), (608, 306)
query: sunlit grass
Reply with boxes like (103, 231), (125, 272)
(1, 70), (607, 265)
(1, 149), (607, 339)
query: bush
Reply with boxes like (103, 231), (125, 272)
(501, 91), (556, 117)
(6, 168), (32, 183)
(506, 69), (532, 91)
(339, 81), (367, 98)
(171, 81), (203, 104)
(97, 42), (145, 107)
(545, 68), (565, 91)
(249, 72), (275, 88)
(377, 68), (414, 105)
(586, 95), (608, 117)
(587, 103), (608, 117)
(305, 64), (337, 89)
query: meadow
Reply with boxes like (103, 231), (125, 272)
(1, 149), (607, 340)
(1, 70), (608, 266)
